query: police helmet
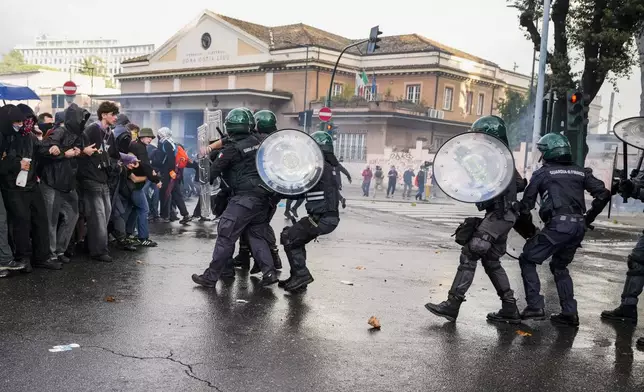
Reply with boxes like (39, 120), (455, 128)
(537, 133), (572, 161)
(471, 115), (509, 146)
(311, 131), (334, 153)
(254, 110), (277, 134)
(241, 107), (256, 131)
(224, 108), (253, 135)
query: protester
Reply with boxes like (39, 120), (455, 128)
(126, 128), (161, 246)
(77, 101), (120, 262)
(386, 165), (398, 198)
(402, 167), (415, 199)
(157, 127), (191, 224)
(39, 103), (87, 264)
(0, 104), (56, 270)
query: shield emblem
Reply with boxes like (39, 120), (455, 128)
(433, 131), (516, 203)
(256, 128), (324, 195)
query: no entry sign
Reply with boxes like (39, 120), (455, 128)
(318, 107), (332, 122)
(63, 81), (77, 96)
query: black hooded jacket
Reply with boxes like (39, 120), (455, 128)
(77, 119), (120, 187)
(0, 104), (42, 191)
(39, 103), (88, 192)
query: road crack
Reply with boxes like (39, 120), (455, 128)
(88, 346), (222, 391)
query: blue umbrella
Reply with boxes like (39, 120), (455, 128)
(0, 82), (40, 103)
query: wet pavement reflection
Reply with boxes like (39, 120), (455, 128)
(0, 202), (643, 391)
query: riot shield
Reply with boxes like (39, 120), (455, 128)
(608, 146), (619, 219)
(433, 132), (516, 203)
(613, 117), (644, 150)
(256, 128), (324, 195)
(197, 124), (213, 219)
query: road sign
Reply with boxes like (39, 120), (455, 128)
(318, 107), (332, 122)
(63, 81), (77, 96)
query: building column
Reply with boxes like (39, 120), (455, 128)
(149, 110), (161, 131)
(172, 111), (183, 139)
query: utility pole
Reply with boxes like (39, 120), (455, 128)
(529, 0), (551, 171)
(303, 45), (309, 133)
(606, 91), (615, 134)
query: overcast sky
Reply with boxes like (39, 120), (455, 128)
(0, 0), (640, 127)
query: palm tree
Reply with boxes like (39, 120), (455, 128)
(78, 56), (106, 77)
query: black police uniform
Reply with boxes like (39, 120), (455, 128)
(280, 152), (340, 291)
(196, 133), (276, 284)
(427, 169), (526, 322)
(602, 170), (644, 323)
(519, 162), (609, 319)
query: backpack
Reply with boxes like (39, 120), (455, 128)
(115, 130), (132, 154)
(175, 145), (190, 169)
(150, 147), (165, 168)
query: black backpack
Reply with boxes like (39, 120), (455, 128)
(115, 131), (132, 154)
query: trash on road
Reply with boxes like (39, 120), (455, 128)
(355, 266), (366, 270)
(136, 260), (145, 265)
(49, 343), (80, 353)
(341, 280), (354, 286)
(278, 202), (286, 207)
(368, 316), (381, 330)
(105, 296), (116, 302)
(516, 330), (532, 337)
(236, 299), (249, 304)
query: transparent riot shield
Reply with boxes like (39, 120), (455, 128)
(197, 124), (213, 218)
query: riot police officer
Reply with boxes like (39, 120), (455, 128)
(279, 131), (341, 292)
(231, 109), (283, 272)
(518, 133), (610, 327)
(425, 115), (527, 323)
(601, 163), (644, 326)
(191, 108), (277, 287)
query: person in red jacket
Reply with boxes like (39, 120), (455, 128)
(361, 166), (373, 197)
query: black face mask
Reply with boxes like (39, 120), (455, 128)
(39, 122), (54, 133)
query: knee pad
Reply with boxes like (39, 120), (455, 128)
(467, 235), (492, 258)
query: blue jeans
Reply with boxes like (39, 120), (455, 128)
(144, 180), (159, 218)
(126, 189), (150, 240)
(362, 180), (370, 196)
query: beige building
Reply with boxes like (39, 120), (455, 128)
(95, 10), (530, 160)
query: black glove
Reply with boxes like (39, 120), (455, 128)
(584, 214), (595, 231)
(618, 179), (635, 199)
(513, 212), (537, 239)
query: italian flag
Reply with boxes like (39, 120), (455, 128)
(355, 71), (369, 96)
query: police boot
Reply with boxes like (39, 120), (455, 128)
(271, 248), (283, 270)
(520, 307), (547, 321)
(232, 247), (251, 269)
(278, 274), (292, 288)
(425, 294), (463, 322)
(601, 305), (638, 324)
(260, 270), (279, 287)
(487, 298), (521, 324)
(284, 247), (313, 292)
(550, 312), (580, 327)
(637, 337), (644, 348)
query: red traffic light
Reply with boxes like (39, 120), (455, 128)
(570, 93), (579, 104)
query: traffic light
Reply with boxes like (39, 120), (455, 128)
(367, 25), (382, 54)
(581, 93), (591, 129)
(566, 90), (584, 134)
(320, 121), (337, 133)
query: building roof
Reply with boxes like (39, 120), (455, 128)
(122, 12), (497, 66)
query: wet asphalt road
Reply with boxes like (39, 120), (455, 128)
(1, 198), (643, 392)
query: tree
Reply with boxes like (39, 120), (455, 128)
(497, 90), (533, 150)
(78, 56), (107, 77)
(0, 50), (46, 73)
(511, 0), (644, 162)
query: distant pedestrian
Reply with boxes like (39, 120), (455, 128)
(386, 165), (398, 198)
(402, 167), (414, 199)
(361, 165), (373, 196)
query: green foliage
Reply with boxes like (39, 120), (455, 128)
(510, 0), (644, 163)
(0, 50), (56, 74)
(105, 79), (116, 89)
(496, 90), (533, 149)
(78, 56), (107, 76)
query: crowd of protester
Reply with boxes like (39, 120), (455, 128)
(0, 101), (195, 278)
